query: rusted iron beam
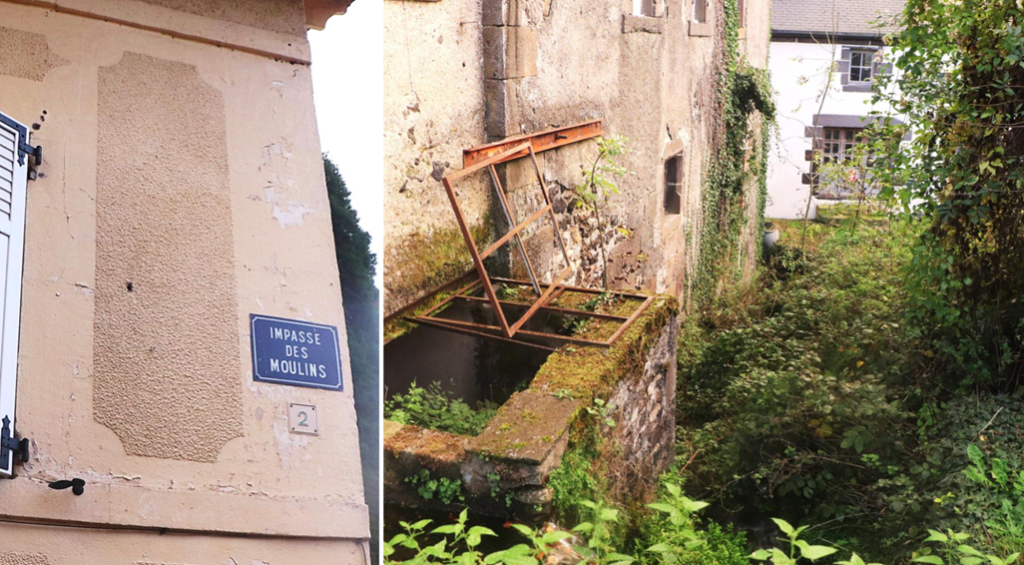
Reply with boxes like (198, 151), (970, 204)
(412, 315), (613, 348)
(408, 316), (558, 352)
(508, 265), (571, 336)
(441, 173), (513, 336)
(448, 142), (532, 182)
(419, 279), (483, 319)
(463, 120), (603, 169)
(410, 275), (654, 349)
(605, 296), (655, 344)
(456, 294), (630, 322)
(528, 146), (572, 269)
(490, 277), (650, 301)
(478, 203), (553, 261)
(488, 164), (540, 296)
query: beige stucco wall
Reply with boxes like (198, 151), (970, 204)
(383, 0), (772, 316)
(0, 1), (367, 561)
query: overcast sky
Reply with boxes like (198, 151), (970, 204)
(309, 2), (384, 287)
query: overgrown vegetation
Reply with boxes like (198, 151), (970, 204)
(692, 0), (775, 306)
(384, 381), (499, 436)
(867, 0), (1024, 391)
(386, 2), (1024, 564)
(574, 136), (630, 289)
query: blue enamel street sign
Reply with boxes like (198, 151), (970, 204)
(250, 314), (344, 391)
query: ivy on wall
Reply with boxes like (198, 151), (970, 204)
(691, 0), (776, 308)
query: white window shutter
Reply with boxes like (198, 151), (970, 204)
(0, 111), (29, 477)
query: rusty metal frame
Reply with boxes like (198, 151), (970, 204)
(411, 122), (651, 349)
(439, 141), (574, 340)
(463, 119), (603, 169)
(409, 278), (654, 349)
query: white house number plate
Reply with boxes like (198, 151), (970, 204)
(288, 403), (320, 435)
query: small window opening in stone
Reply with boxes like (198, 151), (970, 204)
(692, 0), (707, 23)
(633, 0), (656, 17)
(737, 0), (745, 28)
(126, 282), (133, 292)
(664, 153), (684, 215)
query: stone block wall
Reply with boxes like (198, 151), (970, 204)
(384, 294), (679, 519)
(384, 0), (772, 317)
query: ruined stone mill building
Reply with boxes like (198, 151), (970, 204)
(384, 0), (771, 314)
(0, 1), (369, 562)
(384, 0), (772, 519)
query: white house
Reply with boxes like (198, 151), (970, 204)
(766, 0), (905, 219)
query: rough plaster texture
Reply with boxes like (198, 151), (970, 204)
(0, 26), (67, 82)
(0, 553), (49, 565)
(0, 2), (366, 547)
(0, 522), (366, 565)
(138, 0), (307, 35)
(384, 0), (772, 314)
(93, 52), (244, 462)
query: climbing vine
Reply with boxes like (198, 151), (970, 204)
(691, 0), (776, 308)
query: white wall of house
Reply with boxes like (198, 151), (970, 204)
(766, 40), (898, 219)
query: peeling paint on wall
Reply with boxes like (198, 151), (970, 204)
(93, 52), (244, 462)
(260, 142), (315, 228)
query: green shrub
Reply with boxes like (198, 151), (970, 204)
(385, 381), (498, 436)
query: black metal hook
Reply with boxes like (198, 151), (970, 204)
(48, 478), (85, 496)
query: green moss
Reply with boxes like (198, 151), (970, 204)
(533, 297), (678, 399)
(535, 297), (678, 525)
(384, 212), (494, 340)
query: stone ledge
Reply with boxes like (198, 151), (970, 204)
(0, 478), (369, 539)
(622, 14), (665, 34)
(688, 21), (713, 37)
(384, 295), (680, 519)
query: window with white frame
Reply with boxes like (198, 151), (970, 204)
(0, 110), (31, 478)
(849, 50), (874, 83)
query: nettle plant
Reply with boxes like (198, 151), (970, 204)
(910, 529), (1019, 565)
(749, 519), (838, 565)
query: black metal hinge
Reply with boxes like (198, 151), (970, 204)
(0, 112), (42, 167)
(0, 416), (30, 467)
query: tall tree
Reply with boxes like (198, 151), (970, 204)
(324, 154), (380, 562)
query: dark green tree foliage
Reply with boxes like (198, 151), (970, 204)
(870, 0), (1024, 390)
(324, 154), (380, 561)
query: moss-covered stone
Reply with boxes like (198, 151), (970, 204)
(384, 213), (493, 322)
(382, 290), (679, 520)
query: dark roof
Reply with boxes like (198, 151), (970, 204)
(772, 0), (905, 38)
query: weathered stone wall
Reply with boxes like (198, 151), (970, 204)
(384, 295), (679, 520)
(384, 0), (772, 316)
(603, 309), (678, 505)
